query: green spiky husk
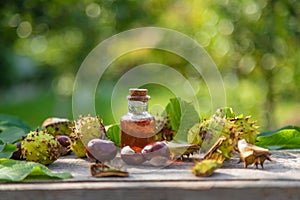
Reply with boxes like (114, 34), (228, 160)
(187, 123), (203, 146)
(188, 107), (260, 162)
(21, 130), (61, 165)
(231, 115), (259, 145)
(199, 116), (236, 161)
(70, 136), (86, 158)
(70, 115), (106, 158)
(45, 121), (74, 136)
(74, 115), (106, 145)
(42, 118), (74, 137)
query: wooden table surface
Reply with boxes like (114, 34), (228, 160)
(0, 150), (300, 200)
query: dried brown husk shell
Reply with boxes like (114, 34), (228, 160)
(203, 136), (227, 162)
(90, 163), (129, 177)
(238, 139), (271, 169)
(166, 142), (200, 160)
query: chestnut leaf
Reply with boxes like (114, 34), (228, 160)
(164, 97), (200, 142)
(0, 143), (17, 159)
(0, 158), (72, 182)
(0, 115), (30, 159)
(256, 128), (300, 150)
(106, 124), (121, 147)
(0, 126), (26, 144)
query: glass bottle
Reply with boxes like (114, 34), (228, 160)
(120, 88), (155, 150)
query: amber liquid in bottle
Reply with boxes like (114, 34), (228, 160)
(120, 89), (155, 149)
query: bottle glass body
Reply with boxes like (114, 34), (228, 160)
(120, 99), (155, 149)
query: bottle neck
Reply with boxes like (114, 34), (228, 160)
(128, 100), (148, 114)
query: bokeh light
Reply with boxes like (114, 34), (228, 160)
(0, 0), (299, 129)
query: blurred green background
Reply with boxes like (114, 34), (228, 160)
(0, 0), (299, 130)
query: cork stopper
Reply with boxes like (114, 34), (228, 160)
(129, 88), (148, 96)
(127, 88), (150, 102)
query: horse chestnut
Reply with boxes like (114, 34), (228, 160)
(141, 141), (170, 161)
(86, 139), (117, 162)
(11, 142), (22, 160)
(56, 135), (71, 156)
(121, 146), (145, 165)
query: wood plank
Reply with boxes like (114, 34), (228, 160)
(0, 150), (299, 200)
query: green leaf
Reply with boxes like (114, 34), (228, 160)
(259, 125), (300, 137)
(165, 98), (182, 131)
(0, 126), (26, 143)
(0, 115), (30, 159)
(256, 128), (300, 149)
(0, 158), (72, 182)
(165, 98), (200, 142)
(106, 124), (121, 147)
(0, 144), (4, 152)
(0, 114), (31, 133)
(0, 143), (18, 158)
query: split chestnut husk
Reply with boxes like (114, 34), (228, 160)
(238, 139), (271, 169)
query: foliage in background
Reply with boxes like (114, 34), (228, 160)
(0, 0), (300, 130)
(0, 114), (30, 158)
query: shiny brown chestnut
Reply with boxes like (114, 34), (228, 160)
(141, 141), (170, 161)
(56, 135), (71, 156)
(86, 139), (117, 162)
(121, 146), (145, 165)
(11, 142), (23, 160)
